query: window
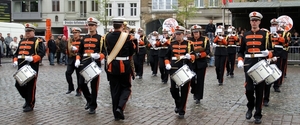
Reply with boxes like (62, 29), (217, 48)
(80, 1), (87, 17)
(19, 1), (39, 12)
(106, 3), (112, 16)
(91, 0), (98, 11)
(52, 0), (60, 12)
(55, 15), (58, 22)
(152, 0), (178, 10)
(68, 0), (75, 12)
(130, 3), (137, 16)
(194, 0), (204, 8)
(118, 3), (124, 16)
(208, 0), (219, 7)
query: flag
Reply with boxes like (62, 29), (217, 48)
(222, 0), (226, 5)
(229, 0), (233, 3)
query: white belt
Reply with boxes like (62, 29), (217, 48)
(171, 56), (184, 60)
(283, 48), (287, 50)
(115, 56), (129, 60)
(159, 47), (168, 49)
(83, 53), (96, 56)
(17, 55), (30, 59)
(216, 45), (226, 47)
(274, 45), (283, 48)
(227, 45), (237, 47)
(138, 46), (145, 48)
(150, 48), (159, 50)
(244, 54), (266, 58)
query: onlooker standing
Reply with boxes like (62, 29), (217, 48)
(290, 32), (299, 53)
(20, 34), (24, 41)
(9, 37), (19, 55)
(0, 33), (4, 66)
(205, 20), (216, 44)
(55, 35), (62, 64)
(59, 36), (68, 65)
(47, 35), (57, 65)
(5, 33), (13, 58)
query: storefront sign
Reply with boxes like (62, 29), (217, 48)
(63, 21), (86, 25)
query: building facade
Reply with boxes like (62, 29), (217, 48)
(11, 0), (141, 36)
(141, 0), (232, 35)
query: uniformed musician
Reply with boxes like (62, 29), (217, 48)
(134, 28), (148, 79)
(147, 31), (160, 76)
(225, 26), (239, 78)
(158, 28), (171, 83)
(65, 27), (82, 96)
(13, 23), (45, 112)
(165, 26), (195, 119)
(75, 17), (105, 114)
(105, 17), (136, 121)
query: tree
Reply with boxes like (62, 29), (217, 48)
(173, 0), (198, 28)
(96, 0), (110, 33)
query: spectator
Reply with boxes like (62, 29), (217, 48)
(47, 35), (57, 65)
(20, 34), (24, 41)
(9, 37), (19, 55)
(0, 33), (4, 66)
(205, 20), (216, 44)
(59, 36), (68, 65)
(290, 32), (299, 53)
(5, 33), (13, 58)
(55, 35), (62, 64)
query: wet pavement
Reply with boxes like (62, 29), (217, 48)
(0, 58), (300, 125)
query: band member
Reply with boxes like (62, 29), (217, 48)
(13, 23), (45, 112)
(226, 26), (239, 78)
(189, 25), (210, 104)
(105, 17), (136, 121)
(213, 26), (228, 85)
(237, 11), (274, 124)
(165, 25), (195, 119)
(147, 31), (160, 76)
(65, 27), (82, 96)
(280, 23), (291, 79)
(158, 28), (171, 83)
(75, 17), (105, 114)
(134, 28), (148, 79)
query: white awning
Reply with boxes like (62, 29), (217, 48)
(224, 1), (300, 9)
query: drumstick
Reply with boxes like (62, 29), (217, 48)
(175, 51), (194, 63)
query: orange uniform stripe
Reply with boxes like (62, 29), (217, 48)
(172, 45), (187, 48)
(84, 50), (94, 53)
(84, 44), (96, 48)
(247, 48), (260, 53)
(173, 49), (186, 53)
(245, 35), (263, 39)
(200, 52), (207, 58)
(18, 51), (30, 55)
(32, 55), (41, 63)
(72, 42), (81, 45)
(20, 41), (34, 45)
(120, 60), (125, 73)
(164, 59), (170, 64)
(19, 46), (32, 49)
(84, 38), (98, 42)
(193, 41), (203, 44)
(246, 41), (261, 46)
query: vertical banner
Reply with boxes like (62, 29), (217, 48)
(45, 19), (52, 54)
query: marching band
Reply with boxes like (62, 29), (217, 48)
(11, 12), (293, 124)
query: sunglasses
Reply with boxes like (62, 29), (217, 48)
(88, 24), (96, 26)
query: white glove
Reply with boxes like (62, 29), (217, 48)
(101, 59), (105, 65)
(183, 37), (187, 40)
(261, 50), (269, 56)
(272, 57), (277, 62)
(162, 38), (167, 43)
(166, 64), (171, 70)
(13, 61), (18, 67)
(184, 53), (191, 60)
(75, 60), (80, 68)
(152, 41), (156, 45)
(237, 60), (244, 68)
(134, 33), (140, 40)
(266, 58), (271, 64)
(219, 36), (224, 40)
(25, 56), (33, 62)
(91, 53), (100, 59)
(71, 46), (78, 51)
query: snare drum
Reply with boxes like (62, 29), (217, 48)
(80, 61), (102, 83)
(171, 64), (196, 86)
(13, 65), (37, 86)
(265, 64), (282, 85)
(247, 60), (273, 84)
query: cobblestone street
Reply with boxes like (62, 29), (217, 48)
(0, 58), (300, 125)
